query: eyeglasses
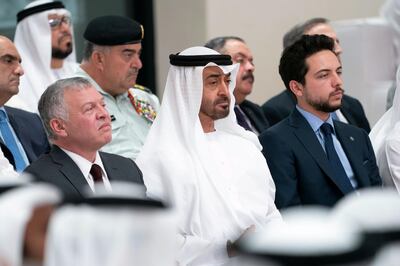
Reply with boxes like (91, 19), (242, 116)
(48, 16), (71, 29)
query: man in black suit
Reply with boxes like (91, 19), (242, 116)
(262, 18), (371, 132)
(259, 35), (381, 209)
(24, 77), (144, 198)
(205, 36), (270, 135)
(0, 35), (49, 172)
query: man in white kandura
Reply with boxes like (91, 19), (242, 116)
(370, 66), (400, 193)
(9, 0), (77, 112)
(136, 46), (281, 266)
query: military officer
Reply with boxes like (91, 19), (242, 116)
(77, 15), (159, 161)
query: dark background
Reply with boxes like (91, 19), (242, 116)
(0, 0), (156, 94)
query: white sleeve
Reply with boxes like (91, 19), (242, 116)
(265, 167), (283, 224)
(385, 136), (400, 193)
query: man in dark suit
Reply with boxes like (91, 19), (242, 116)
(0, 35), (49, 172)
(262, 18), (371, 132)
(24, 77), (144, 198)
(259, 35), (381, 209)
(205, 36), (269, 135)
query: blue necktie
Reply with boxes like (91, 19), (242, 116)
(234, 106), (252, 131)
(0, 110), (27, 172)
(320, 123), (354, 193)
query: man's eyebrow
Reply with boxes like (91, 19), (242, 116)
(314, 68), (330, 73)
(234, 52), (247, 58)
(122, 48), (141, 53)
(0, 54), (20, 62)
(314, 65), (342, 75)
(206, 73), (223, 79)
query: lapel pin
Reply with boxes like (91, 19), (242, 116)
(350, 136), (355, 141)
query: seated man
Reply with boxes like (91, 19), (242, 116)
(370, 66), (400, 193)
(0, 35), (50, 172)
(137, 46), (281, 265)
(259, 35), (381, 209)
(262, 18), (371, 132)
(9, 0), (78, 112)
(77, 15), (160, 161)
(205, 36), (270, 135)
(24, 77), (144, 198)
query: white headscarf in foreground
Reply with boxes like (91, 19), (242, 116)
(136, 46), (281, 265)
(9, 0), (77, 112)
(370, 66), (400, 192)
(0, 183), (61, 266)
(44, 183), (177, 266)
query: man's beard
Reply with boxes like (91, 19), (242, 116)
(309, 100), (340, 113)
(305, 89), (344, 113)
(200, 97), (230, 121)
(52, 44), (73, 59)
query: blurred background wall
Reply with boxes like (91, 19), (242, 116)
(1, 0), (387, 125)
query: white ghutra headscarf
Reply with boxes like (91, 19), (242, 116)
(136, 46), (280, 265)
(9, 0), (77, 112)
(44, 184), (177, 266)
(0, 183), (61, 266)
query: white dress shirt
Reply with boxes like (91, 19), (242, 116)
(60, 148), (112, 192)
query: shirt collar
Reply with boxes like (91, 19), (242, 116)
(60, 147), (106, 178)
(0, 107), (9, 122)
(296, 105), (335, 133)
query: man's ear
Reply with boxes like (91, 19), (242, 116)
(289, 80), (304, 97)
(49, 118), (67, 137)
(91, 51), (105, 71)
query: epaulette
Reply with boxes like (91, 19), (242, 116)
(133, 84), (153, 94)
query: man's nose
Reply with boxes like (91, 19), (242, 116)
(332, 72), (343, 88)
(219, 81), (230, 96)
(132, 56), (142, 70)
(97, 105), (109, 119)
(245, 60), (255, 72)
(15, 63), (24, 76)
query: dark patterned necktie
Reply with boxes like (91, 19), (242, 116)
(234, 106), (252, 131)
(320, 123), (354, 193)
(90, 164), (103, 183)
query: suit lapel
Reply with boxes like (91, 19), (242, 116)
(334, 122), (370, 187)
(100, 152), (117, 181)
(290, 110), (352, 194)
(100, 152), (131, 183)
(6, 109), (34, 162)
(50, 146), (90, 196)
(339, 98), (357, 126)
(241, 104), (262, 132)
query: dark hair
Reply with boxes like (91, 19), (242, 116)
(204, 36), (245, 53)
(279, 34), (335, 92)
(82, 41), (110, 61)
(283, 17), (329, 49)
(82, 41), (95, 60)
